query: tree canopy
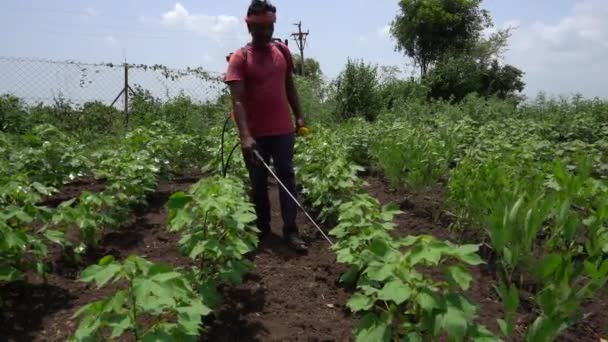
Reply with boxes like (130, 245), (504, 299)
(390, 0), (492, 77)
(294, 55), (323, 80)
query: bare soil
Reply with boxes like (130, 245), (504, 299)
(203, 185), (353, 342)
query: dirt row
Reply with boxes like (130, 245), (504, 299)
(1, 174), (606, 341)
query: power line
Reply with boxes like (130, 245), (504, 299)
(21, 21), (242, 38)
(20, 26), (244, 41)
(32, 28), (173, 40)
(3, 7), (246, 41)
(4, 18), (246, 41)
(2, 6), (133, 19)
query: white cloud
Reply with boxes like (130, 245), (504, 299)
(83, 7), (98, 17)
(378, 25), (391, 40)
(202, 53), (213, 63)
(105, 35), (118, 46)
(160, 3), (244, 43)
(80, 7), (99, 22)
(505, 0), (608, 98)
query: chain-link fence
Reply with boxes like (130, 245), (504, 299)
(0, 56), (226, 109)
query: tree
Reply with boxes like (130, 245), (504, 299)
(333, 59), (382, 122)
(425, 55), (525, 102)
(294, 55), (322, 80)
(472, 27), (514, 63)
(390, 0), (492, 77)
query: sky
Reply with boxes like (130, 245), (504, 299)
(1, 0), (607, 99)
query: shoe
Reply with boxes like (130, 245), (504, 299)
(256, 224), (270, 240)
(259, 227), (271, 240)
(285, 233), (308, 253)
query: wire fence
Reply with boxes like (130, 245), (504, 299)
(0, 56), (226, 109)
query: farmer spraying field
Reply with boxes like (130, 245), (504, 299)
(225, 0), (308, 252)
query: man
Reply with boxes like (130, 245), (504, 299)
(224, 0), (308, 252)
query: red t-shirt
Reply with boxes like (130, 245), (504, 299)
(224, 43), (295, 138)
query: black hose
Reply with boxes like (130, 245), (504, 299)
(220, 112), (244, 178)
(223, 142), (240, 177)
(220, 112), (232, 177)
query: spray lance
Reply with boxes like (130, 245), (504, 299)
(218, 112), (333, 246)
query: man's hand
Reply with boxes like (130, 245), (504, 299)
(241, 136), (258, 165)
(296, 117), (306, 130)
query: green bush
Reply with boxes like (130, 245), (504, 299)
(425, 55), (525, 103)
(295, 76), (336, 126)
(130, 87), (229, 134)
(372, 125), (450, 191)
(379, 78), (429, 111)
(80, 102), (124, 132)
(332, 59), (382, 122)
(0, 95), (33, 134)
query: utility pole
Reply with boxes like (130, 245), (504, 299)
(291, 21), (309, 76)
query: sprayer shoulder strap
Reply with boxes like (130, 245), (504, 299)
(241, 42), (290, 67)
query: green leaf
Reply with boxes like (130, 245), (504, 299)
(497, 319), (508, 337)
(99, 255), (115, 266)
(509, 196), (525, 223)
(438, 306), (468, 338)
(354, 312), (391, 342)
(233, 211), (257, 224)
(535, 254), (562, 280)
(44, 230), (67, 246)
(11, 209), (34, 223)
(71, 314), (102, 342)
(141, 329), (174, 342)
(504, 284), (519, 314)
(447, 266), (473, 291)
(403, 333), (423, 342)
(455, 245), (484, 266)
(377, 279), (412, 304)
(365, 263), (394, 282)
(0, 266), (23, 282)
(108, 314), (132, 338)
(340, 266), (360, 285)
(347, 292), (375, 312)
(134, 279), (176, 313)
(525, 315), (566, 342)
(199, 280), (223, 309)
(80, 263), (122, 288)
(409, 244), (441, 265)
(369, 238), (390, 257)
(416, 290), (439, 311)
(537, 289), (557, 316)
(472, 325), (501, 341)
(177, 299), (211, 334)
(168, 192), (192, 209)
(167, 192), (193, 222)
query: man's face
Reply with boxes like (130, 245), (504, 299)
(249, 22), (274, 44)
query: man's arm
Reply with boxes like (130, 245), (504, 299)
(228, 81), (256, 151)
(286, 72), (305, 128)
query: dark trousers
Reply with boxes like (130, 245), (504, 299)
(244, 133), (298, 236)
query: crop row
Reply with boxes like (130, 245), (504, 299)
(69, 176), (257, 340)
(63, 122), (258, 340)
(0, 122), (207, 297)
(294, 130), (497, 341)
(311, 110), (608, 340)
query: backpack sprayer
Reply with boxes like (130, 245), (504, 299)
(220, 39), (333, 246)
